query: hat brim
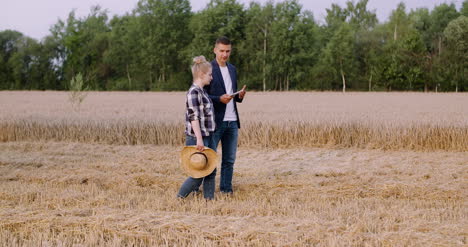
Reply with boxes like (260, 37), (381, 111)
(181, 146), (218, 178)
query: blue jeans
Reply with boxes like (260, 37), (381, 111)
(177, 135), (216, 200)
(212, 121), (238, 193)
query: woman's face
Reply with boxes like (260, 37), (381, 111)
(202, 69), (213, 85)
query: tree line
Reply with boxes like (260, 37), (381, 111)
(0, 0), (467, 92)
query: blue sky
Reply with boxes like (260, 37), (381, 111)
(1, 0), (463, 40)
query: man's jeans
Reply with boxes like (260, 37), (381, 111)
(212, 121), (238, 193)
(177, 135), (216, 200)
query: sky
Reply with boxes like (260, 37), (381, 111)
(1, 0), (463, 41)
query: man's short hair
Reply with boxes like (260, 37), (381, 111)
(215, 36), (231, 46)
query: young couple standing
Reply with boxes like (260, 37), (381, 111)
(178, 37), (246, 200)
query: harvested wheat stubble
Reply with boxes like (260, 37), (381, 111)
(0, 142), (467, 246)
(0, 91), (467, 246)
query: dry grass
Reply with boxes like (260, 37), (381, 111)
(0, 142), (467, 246)
(0, 91), (467, 245)
(1, 91), (467, 151)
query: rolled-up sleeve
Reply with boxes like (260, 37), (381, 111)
(186, 90), (200, 121)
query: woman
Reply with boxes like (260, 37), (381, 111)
(177, 56), (217, 200)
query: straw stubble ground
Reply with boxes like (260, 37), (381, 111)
(0, 142), (466, 246)
(0, 91), (467, 246)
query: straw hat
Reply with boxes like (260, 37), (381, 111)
(181, 146), (218, 178)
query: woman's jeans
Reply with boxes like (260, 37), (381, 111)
(177, 135), (216, 200)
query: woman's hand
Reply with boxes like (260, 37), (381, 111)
(196, 138), (204, 151)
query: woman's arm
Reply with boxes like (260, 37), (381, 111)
(191, 120), (204, 151)
(186, 89), (205, 151)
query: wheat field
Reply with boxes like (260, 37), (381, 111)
(0, 91), (467, 246)
(1, 91), (467, 150)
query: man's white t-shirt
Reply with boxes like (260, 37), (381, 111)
(219, 65), (237, 121)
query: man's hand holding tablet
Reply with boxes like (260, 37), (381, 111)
(230, 85), (247, 98)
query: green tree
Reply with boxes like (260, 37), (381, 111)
(104, 15), (136, 90)
(347, 0), (378, 90)
(188, 0), (245, 69)
(289, 10), (319, 90)
(52, 6), (111, 90)
(409, 8), (436, 91)
(186, 0), (245, 70)
(0, 30), (23, 89)
(269, 0), (317, 91)
(400, 30), (426, 91)
(319, 3), (347, 49)
(429, 3), (459, 56)
(410, 8), (431, 48)
(318, 23), (355, 92)
(2, 0), (465, 92)
(443, 16), (468, 92)
(375, 3), (415, 91)
(357, 24), (386, 91)
(8, 36), (40, 89)
(134, 0), (192, 90)
(346, 0), (377, 30)
(241, 1), (274, 91)
(462, 0), (468, 16)
(388, 2), (411, 42)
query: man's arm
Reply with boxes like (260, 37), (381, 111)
(231, 66), (244, 103)
(205, 83), (233, 104)
(235, 85), (246, 103)
(204, 84), (221, 103)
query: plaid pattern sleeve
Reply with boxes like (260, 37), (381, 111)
(185, 85), (215, 137)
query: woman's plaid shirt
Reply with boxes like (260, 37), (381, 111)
(185, 84), (215, 136)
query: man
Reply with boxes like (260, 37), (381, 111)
(204, 36), (246, 194)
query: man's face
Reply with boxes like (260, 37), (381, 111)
(214, 43), (231, 65)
